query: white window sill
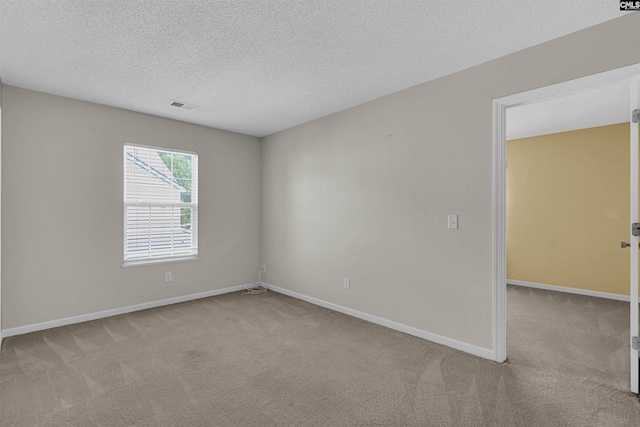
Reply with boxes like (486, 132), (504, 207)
(122, 256), (199, 268)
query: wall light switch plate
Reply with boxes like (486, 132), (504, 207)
(448, 214), (459, 229)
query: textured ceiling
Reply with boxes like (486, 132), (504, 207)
(0, 1), (632, 137)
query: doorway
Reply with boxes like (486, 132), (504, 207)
(493, 63), (640, 393)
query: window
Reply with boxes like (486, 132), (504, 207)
(123, 143), (198, 266)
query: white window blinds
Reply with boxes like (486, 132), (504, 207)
(124, 143), (198, 265)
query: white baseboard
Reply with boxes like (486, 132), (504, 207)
(265, 283), (495, 361)
(1, 283), (251, 339)
(507, 279), (639, 302)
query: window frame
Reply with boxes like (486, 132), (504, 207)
(122, 142), (199, 268)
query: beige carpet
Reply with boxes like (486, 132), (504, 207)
(507, 284), (632, 393)
(1, 286), (639, 426)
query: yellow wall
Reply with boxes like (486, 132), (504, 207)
(507, 123), (633, 296)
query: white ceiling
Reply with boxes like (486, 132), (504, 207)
(507, 82), (634, 140)
(0, 1), (632, 137)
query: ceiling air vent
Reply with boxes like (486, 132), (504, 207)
(170, 100), (199, 111)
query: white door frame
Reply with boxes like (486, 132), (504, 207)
(630, 80), (639, 393)
(0, 99), (3, 350)
(492, 64), (640, 391)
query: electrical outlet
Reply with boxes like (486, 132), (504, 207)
(165, 272), (172, 283)
(343, 278), (350, 290)
(261, 265), (267, 272)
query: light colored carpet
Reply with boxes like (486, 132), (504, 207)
(0, 286), (639, 426)
(507, 284), (632, 393)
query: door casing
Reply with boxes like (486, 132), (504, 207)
(492, 63), (640, 392)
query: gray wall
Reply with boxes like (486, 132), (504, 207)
(2, 14), (639, 353)
(2, 86), (262, 329)
(261, 14), (640, 351)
